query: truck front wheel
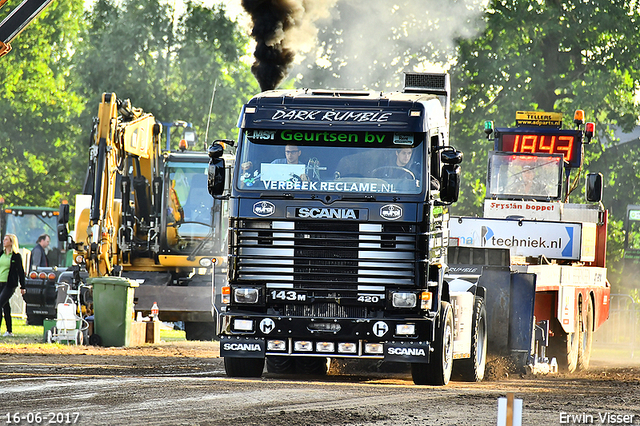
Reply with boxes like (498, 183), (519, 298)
(453, 296), (487, 382)
(411, 301), (454, 386)
(223, 357), (265, 378)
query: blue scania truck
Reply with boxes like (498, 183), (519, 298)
(208, 73), (486, 385)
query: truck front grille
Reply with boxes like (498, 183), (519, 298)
(284, 303), (368, 318)
(232, 219), (419, 289)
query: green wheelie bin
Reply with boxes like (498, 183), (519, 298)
(89, 277), (139, 347)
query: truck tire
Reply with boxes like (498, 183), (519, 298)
(577, 297), (594, 371)
(184, 321), (216, 341)
(453, 296), (487, 382)
(548, 310), (580, 373)
(266, 356), (296, 374)
(411, 301), (454, 386)
(223, 357), (265, 378)
(295, 357), (328, 375)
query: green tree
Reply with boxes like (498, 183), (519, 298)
(75, 0), (258, 149)
(449, 0), (640, 216)
(0, 0), (85, 207)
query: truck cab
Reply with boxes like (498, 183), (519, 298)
(209, 73), (487, 386)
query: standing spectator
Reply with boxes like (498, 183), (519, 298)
(0, 234), (26, 337)
(31, 234), (50, 269)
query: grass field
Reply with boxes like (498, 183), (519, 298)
(0, 317), (186, 346)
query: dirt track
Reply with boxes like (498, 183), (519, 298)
(1, 342), (639, 426)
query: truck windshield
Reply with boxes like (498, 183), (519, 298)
(486, 152), (564, 200)
(235, 129), (425, 195)
(165, 161), (214, 252)
(5, 212), (57, 249)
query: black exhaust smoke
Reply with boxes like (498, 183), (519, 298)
(241, 0), (336, 91)
(242, 0), (297, 91)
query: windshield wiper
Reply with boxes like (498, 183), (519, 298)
(260, 192), (294, 199)
(340, 194), (376, 202)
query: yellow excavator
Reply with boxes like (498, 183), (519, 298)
(58, 93), (233, 340)
(0, 0), (54, 57)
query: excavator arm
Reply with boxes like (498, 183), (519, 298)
(0, 0), (54, 57)
(77, 93), (162, 278)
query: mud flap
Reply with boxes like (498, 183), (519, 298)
(220, 336), (265, 358)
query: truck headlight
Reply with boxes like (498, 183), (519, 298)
(234, 287), (259, 304)
(392, 292), (417, 308)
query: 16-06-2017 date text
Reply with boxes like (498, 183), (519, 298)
(4, 412), (80, 424)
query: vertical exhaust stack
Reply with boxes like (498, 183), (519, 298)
(403, 72), (450, 124)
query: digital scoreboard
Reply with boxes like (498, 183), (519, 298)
(495, 128), (583, 168)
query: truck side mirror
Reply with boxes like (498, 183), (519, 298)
(59, 203), (69, 224)
(441, 148), (463, 165)
(57, 203), (70, 245)
(439, 147), (462, 203)
(440, 164), (461, 203)
(208, 142), (226, 197)
(585, 172), (603, 203)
